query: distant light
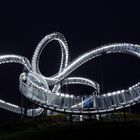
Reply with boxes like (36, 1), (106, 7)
(107, 93), (112, 96)
(65, 94), (69, 98)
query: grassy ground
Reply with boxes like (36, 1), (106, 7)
(0, 113), (140, 139)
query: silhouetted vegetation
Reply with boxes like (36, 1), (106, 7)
(0, 112), (139, 139)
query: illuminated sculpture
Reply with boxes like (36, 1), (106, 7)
(0, 32), (140, 116)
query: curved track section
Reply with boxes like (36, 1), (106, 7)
(21, 33), (140, 115)
(0, 55), (44, 116)
(0, 32), (140, 116)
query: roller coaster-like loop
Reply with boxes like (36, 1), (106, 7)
(0, 32), (140, 116)
(20, 32), (140, 115)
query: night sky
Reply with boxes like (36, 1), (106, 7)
(0, 0), (140, 119)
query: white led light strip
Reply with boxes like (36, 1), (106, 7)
(0, 32), (140, 116)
